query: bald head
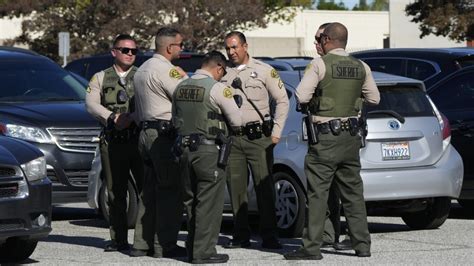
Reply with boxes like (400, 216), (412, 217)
(323, 22), (348, 48)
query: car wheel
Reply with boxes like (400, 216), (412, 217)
(0, 238), (38, 263)
(274, 171), (306, 237)
(99, 179), (139, 228)
(457, 199), (474, 210)
(401, 197), (451, 229)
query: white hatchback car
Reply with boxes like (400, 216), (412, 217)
(87, 71), (463, 238)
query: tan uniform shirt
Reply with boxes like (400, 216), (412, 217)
(221, 57), (289, 138)
(172, 69), (243, 128)
(85, 65), (134, 126)
(296, 48), (380, 123)
(134, 53), (187, 122)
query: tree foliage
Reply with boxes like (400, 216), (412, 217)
(0, 0), (310, 61)
(316, 0), (348, 10)
(353, 0), (388, 11)
(405, 0), (474, 42)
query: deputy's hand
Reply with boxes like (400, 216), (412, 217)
(175, 66), (188, 78)
(115, 113), (132, 130)
(271, 136), (280, 144)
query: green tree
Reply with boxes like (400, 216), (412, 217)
(405, 0), (473, 42)
(370, 0), (388, 11)
(316, 0), (348, 10)
(353, 0), (369, 11)
(0, 0), (310, 61)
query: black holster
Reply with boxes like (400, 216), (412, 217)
(216, 132), (233, 168)
(358, 118), (368, 148)
(304, 115), (319, 145)
(262, 115), (274, 137)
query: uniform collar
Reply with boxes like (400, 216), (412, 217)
(152, 53), (171, 63)
(194, 69), (213, 78)
(328, 48), (349, 56)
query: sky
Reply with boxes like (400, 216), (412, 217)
(317, 0), (374, 9)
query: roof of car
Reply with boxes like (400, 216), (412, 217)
(352, 47), (474, 57)
(0, 46), (40, 58)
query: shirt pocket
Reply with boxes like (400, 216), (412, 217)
(244, 77), (267, 101)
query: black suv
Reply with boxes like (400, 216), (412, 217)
(66, 51), (204, 80)
(352, 48), (474, 89)
(0, 136), (51, 263)
(0, 46), (101, 204)
(352, 48), (474, 209)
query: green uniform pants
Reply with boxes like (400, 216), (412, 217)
(100, 137), (144, 245)
(302, 131), (370, 256)
(132, 128), (182, 255)
(180, 143), (226, 260)
(226, 135), (278, 241)
(322, 183), (342, 243)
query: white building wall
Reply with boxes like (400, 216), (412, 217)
(390, 0), (465, 48)
(0, 17), (23, 45)
(243, 9), (389, 57)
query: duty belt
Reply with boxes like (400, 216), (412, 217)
(181, 134), (216, 146)
(140, 119), (171, 130)
(231, 121), (264, 140)
(315, 118), (359, 136)
(103, 125), (139, 143)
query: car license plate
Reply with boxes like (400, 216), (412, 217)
(381, 142), (410, 160)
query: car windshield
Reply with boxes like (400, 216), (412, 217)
(367, 86), (434, 117)
(0, 60), (86, 102)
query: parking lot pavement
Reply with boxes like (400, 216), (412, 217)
(25, 203), (474, 265)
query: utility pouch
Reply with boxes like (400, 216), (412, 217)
(304, 116), (319, 145)
(171, 135), (184, 158)
(262, 115), (274, 137)
(188, 133), (201, 152)
(216, 132), (233, 168)
(245, 121), (262, 140)
(329, 119), (342, 136)
(348, 118), (359, 136)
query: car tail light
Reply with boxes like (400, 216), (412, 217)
(0, 123), (6, 135)
(427, 96), (451, 151)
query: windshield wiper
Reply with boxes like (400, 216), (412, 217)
(367, 110), (405, 124)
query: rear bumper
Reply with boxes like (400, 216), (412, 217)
(0, 178), (52, 242)
(362, 145), (463, 201)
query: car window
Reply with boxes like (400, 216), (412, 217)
(457, 57), (474, 68)
(363, 58), (405, 76)
(0, 60), (86, 102)
(429, 71), (474, 110)
(406, 59), (437, 81)
(367, 86), (434, 117)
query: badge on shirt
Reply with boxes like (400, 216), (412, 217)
(223, 87), (233, 98)
(270, 69), (280, 79)
(169, 68), (182, 79)
(250, 71), (258, 78)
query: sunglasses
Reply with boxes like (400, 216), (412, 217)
(114, 47), (138, 55)
(170, 42), (184, 49)
(314, 33), (329, 45)
(218, 64), (227, 76)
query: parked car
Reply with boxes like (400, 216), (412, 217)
(0, 136), (51, 263)
(352, 48), (474, 209)
(351, 47), (474, 89)
(87, 70), (463, 237)
(427, 65), (474, 209)
(65, 51), (205, 81)
(0, 46), (101, 204)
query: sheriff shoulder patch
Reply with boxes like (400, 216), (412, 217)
(270, 69), (279, 79)
(86, 86), (91, 93)
(223, 87), (233, 98)
(169, 68), (182, 79)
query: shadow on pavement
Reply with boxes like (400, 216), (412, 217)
(42, 234), (106, 249)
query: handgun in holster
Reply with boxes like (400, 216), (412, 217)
(216, 132), (233, 168)
(171, 135), (184, 159)
(301, 104), (319, 145)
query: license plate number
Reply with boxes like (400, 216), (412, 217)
(381, 142), (410, 160)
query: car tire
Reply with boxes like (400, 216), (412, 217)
(98, 179), (139, 228)
(457, 199), (474, 210)
(274, 171), (306, 237)
(401, 197), (451, 229)
(0, 238), (38, 263)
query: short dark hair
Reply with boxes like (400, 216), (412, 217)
(202, 50), (228, 68)
(155, 27), (181, 50)
(113, 34), (136, 47)
(225, 31), (247, 44)
(324, 22), (348, 47)
(318, 23), (331, 30)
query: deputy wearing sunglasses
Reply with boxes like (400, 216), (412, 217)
(85, 34), (145, 252)
(131, 26), (188, 259)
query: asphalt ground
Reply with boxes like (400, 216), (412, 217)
(17, 202), (474, 265)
